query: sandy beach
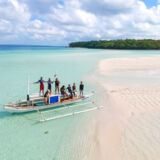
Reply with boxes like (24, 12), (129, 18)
(92, 57), (160, 160)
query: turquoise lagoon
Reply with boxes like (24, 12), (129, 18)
(0, 46), (160, 160)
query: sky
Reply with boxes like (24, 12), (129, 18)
(0, 0), (160, 45)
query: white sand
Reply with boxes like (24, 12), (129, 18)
(92, 57), (160, 160)
(99, 57), (160, 75)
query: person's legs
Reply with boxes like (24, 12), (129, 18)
(58, 86), (59, 94)
(42, 85), (44, 96)
(80, 90), (83, 97)
(40, 89), (43, 96)
(48, 87), (51, 94)
(55, 86), (57, 94)
(71, 92), (73, 99)
(69, 91), (73, 99)
(40, 85), (44, 96)
(40, 86), (41, 96)
(55, 86), (59, 94)
(45, 97), (47, 104)
(65, 92), (68, 97)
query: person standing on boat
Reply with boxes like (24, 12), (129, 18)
(34, 77), (45, 96)
(79, 81), (84, 97)
(55, 78), (60, 94)
(46, 78), (54, 94)
(72, 83), (77, 97)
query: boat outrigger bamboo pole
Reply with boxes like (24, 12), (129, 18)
(40, 101), (93, 114)
(39, 106), (104, 122)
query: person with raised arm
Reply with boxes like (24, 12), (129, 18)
(34, 77), (45, 96)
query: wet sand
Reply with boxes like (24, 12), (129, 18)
(92, 57), (160, 160)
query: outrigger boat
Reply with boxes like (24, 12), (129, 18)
(4, 93), (91, 113)
(4, 78), (103, 122)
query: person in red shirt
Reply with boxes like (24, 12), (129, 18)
(34, 77), (45, 96)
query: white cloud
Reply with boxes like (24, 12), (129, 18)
(0, 19), (12, 34)
(0, 0), (30, 22)
(0, 0), (160, 45)
(27, 20), (66, 41)
(81, 0), (137, 15)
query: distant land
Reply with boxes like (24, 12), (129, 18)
(69, 39), (160, 50)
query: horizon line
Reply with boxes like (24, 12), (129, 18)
(0, 44), (69, 47)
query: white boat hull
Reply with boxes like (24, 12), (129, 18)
(5, 95), (90, 113)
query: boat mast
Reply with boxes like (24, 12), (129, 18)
(27, 76), (30, 103)
(28, 76), (30, 95)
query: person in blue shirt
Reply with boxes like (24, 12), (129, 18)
(67, 84), (73, 98)
(46, 78), (54, 94)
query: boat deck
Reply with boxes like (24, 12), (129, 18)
(5, 96), (86, 113)
(20, 97), (83, 109)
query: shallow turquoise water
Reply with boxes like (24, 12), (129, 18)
(0, 46), (160, 160)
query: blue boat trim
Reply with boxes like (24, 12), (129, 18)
(82, 97), (89, 101)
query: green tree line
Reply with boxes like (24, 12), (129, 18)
(69, 39), (160, 49)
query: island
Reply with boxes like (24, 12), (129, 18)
(69, 39), (160, 50)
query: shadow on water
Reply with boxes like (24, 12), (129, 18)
(0, 110), (41, 125)
(0, 101), (88, 125)
(0, 111), (12, 119)
(0, 110), (43, 127)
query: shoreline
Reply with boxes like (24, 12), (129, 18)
(91, 56), (160, 160)
(70, 47), (160, 51)
(69, 39), (160, 50)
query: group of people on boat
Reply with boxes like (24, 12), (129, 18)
(34, 76), (84, 103)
